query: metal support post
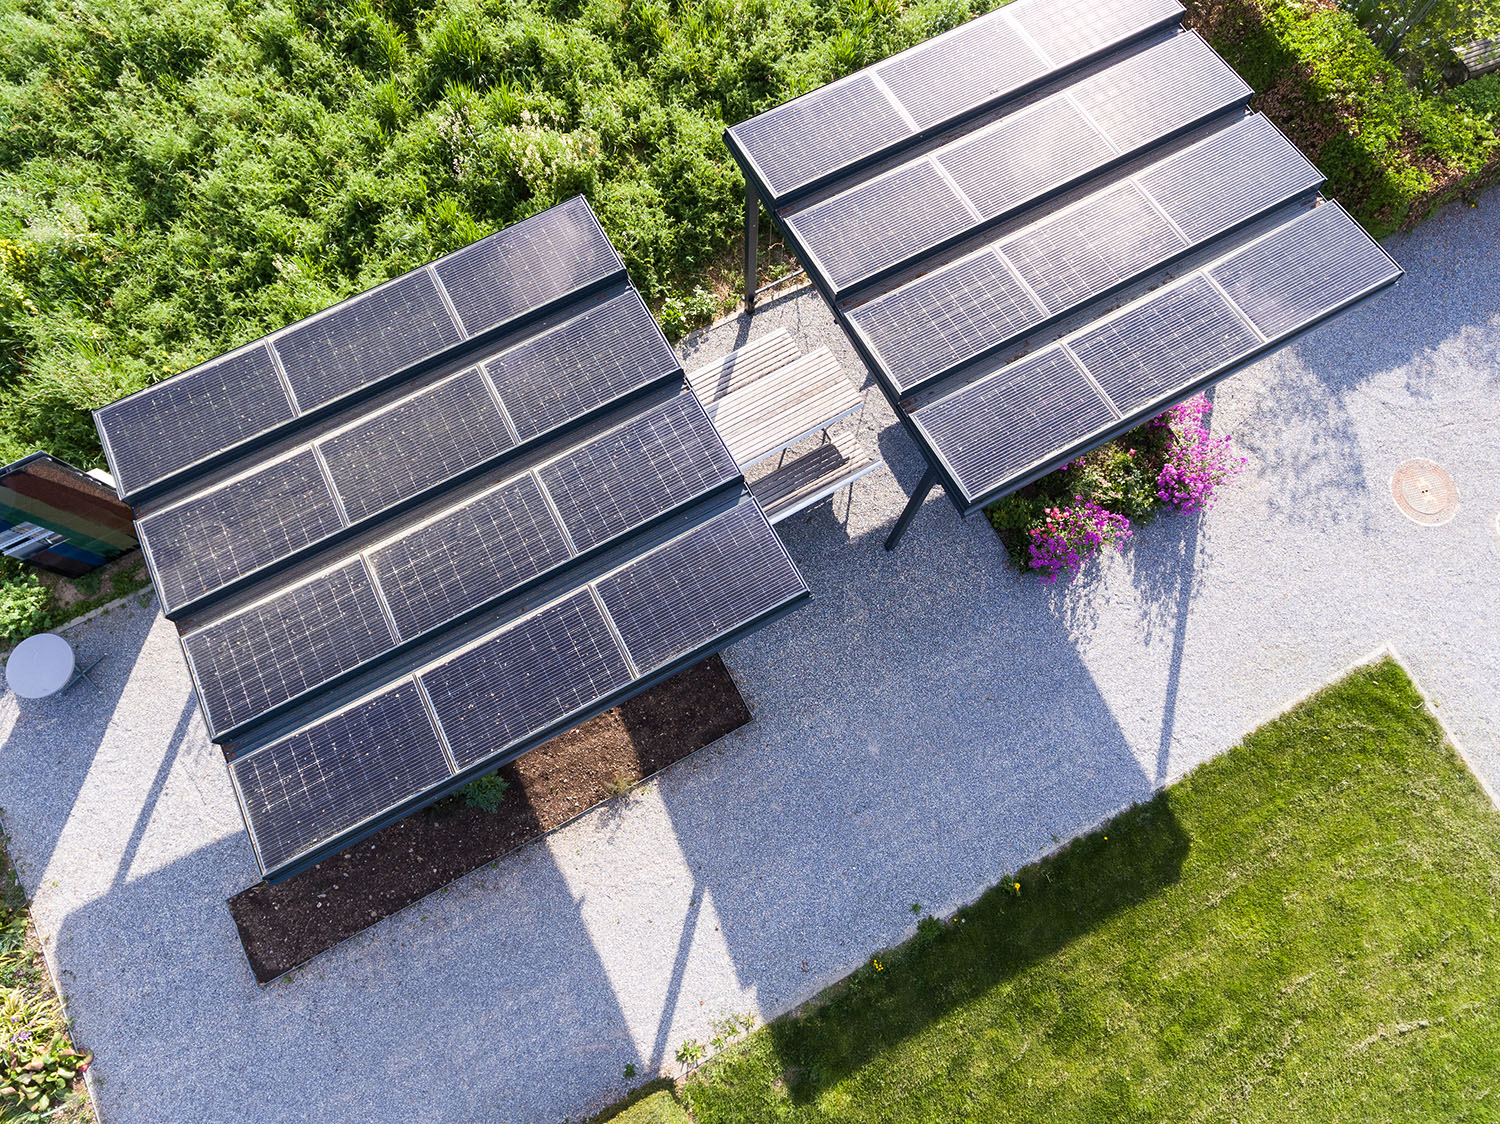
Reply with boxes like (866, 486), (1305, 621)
(883, 465), (938, 552)
(744, 181), (759, 312)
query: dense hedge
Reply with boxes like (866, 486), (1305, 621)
(1186, 0), (1500, 236)
(0, 0), (990, 467)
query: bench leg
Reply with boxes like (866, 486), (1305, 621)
(884, 466), (938, 552)
(744, 181), (759, 313)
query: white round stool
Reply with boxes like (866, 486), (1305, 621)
(6, 633), (76, 699)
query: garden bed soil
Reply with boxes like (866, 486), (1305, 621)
(228, 655), (750, 984)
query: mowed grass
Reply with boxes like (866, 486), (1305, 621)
(679, 659), (1500, 1123)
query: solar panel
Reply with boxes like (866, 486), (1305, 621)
(849, 250), (1044, 390)
(1008, 0), (1183, 66)
(596, 500), (806, 675)
(273, 270), (462, 411)
(231, 681), (452, 874)
(484, 290), (678, 441)
(96, 345), (295, 499)
(875, 13), (1047, 129)
(139, 451), (344, 615)
(538, 393), (740, 553)
(913, 349), (1117, 501)
(1067, 275), (1260, 416)
(1137, 113), (1322, 242)
(1068, 32), (1248, 152)
(787, 161), (975, 292)
(368, 475), (571, 640)
(1209, 202), (1400, 339)
(728, 75), (913, 200)
(936, 97), (1115, 220)
(1000, 182), (1185, 313)
(421, 590), (633, 770)
(185, 560), (395, 736)
(316, 367), (514, 524)
(433, 196), (621, 336)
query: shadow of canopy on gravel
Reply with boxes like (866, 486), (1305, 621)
(767, 796), (1189, 1105)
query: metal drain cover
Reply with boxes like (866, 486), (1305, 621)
(1391, 459), (1459, 525)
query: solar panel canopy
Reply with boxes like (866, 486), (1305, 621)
(96, 197), (809, 881)
(726, 0), (1403, 516)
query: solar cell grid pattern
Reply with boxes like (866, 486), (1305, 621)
(934, 97), (1115, 223)
(999, 182), (1186, 313)
(98, 345), (295, 497)
(596, 500), (805, 675)
(1137, 114), (1322, 242)
(730, 75), (912, 200)
(850, 251), (1044, 391)
(140, 450), (344, 614)
(485, 291), (678, 441)
(432, 196), (621, 336)
(1209, 203), (1399, 340)
(1068, 33), (1247, 152)
(273, 270), (461, 410)
(788, 161), (974, 292)
(232, 683), (452, 874)
(538, 393), (740, 553)
(185, 560), (395, 735)
(1068, 274), (1261, 416)
(875, 14), (1046, 129)
(421, 590), (633, 770)
(316, 367), (514, 523)
(1009, 0), (1183, 66)
(369, 475), (571, 640)
(914, 349), (1116, 500)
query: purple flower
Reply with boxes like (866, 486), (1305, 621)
(1027, 500), (1132, 583)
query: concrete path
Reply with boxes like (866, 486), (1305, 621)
(1, 192), (1496, 1124)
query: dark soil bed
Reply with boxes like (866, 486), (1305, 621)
(229, 655), (750, 984)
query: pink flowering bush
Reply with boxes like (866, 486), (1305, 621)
(1026, 499), (1133, 584)
(1154, 394), (1247, 511)
(986, 392), (1247, 582)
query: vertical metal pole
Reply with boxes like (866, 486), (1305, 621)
(883, 466), (938, 552)
(744, 180), (759, 313)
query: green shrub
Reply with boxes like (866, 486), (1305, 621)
(460, 771), (510, 812)
(0, 565), (54, 648)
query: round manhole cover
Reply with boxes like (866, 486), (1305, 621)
(1391, 459), (1459, 525)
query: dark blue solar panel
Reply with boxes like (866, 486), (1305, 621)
(97, 344), (294, 498)
(368, 475), (571, 640)
(484, 290), (678, 441)
(139, 450), (344, 615)
(913, 349), (1117, 501)
(432, 197), (621, 336)
(875, 13), (1047, 129)
(273, 270), (461, 410)
(232, 682), (451, 875)
(316, 367), (514, 523)
(729, 75), (913, 200)
(1008, 0), (1183, 66)
(1067, 275), (1260, 416)
(1208, 202), (1400, 339)
(596, 500), (806, 675)
(1136, 114), (1322, 242)
(538, 394), (739, 553)
(422, 590), (633, 770)
(849, 250), (1044, 392)
(786, 162), (974, 292)
(185, 560), (395, 735)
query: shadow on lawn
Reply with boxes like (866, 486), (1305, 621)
(768, 794), (1189, 1105)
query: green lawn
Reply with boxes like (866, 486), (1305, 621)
(670, 659), (1500, 1123)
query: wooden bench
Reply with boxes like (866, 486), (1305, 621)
(1453, 38), (1500, 82)
(687, 329), (881, 523)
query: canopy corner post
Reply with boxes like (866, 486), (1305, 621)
(883, 466), (938, 552)
(744, 180), (759, 313)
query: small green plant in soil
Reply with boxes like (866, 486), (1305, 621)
(459, 772), (510, 813)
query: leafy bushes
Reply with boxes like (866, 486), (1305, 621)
(460, 770), (510, 812)
(1186, 0), (1500, 236)
(0, 563), (54, 649)
(0, 0), (993, 469)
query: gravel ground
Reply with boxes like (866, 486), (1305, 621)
(0, 192), (1496, 1124)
